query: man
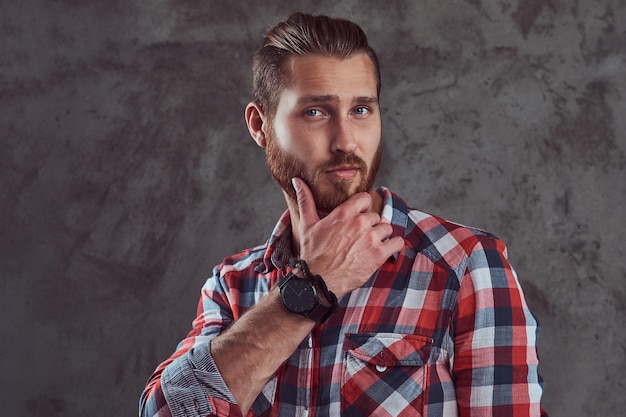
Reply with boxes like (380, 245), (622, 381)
(140, 13), (547, 417)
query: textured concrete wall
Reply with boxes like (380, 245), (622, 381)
(1, 1), (625, 416)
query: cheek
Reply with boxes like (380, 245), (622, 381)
(357, 117), (381, 143)
(361, 129), (382, 156)
(277, 126), (323, 159)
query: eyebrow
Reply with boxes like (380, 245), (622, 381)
(297, 95), (378, 104)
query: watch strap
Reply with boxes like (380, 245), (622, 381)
(305, 300), (335, 323)
(286, 259), (339, 323)
(290, 259), (339, 313)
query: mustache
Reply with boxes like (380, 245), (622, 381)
(316, 153), (367, 173)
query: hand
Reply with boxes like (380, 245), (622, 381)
(291, 177), (405, 298)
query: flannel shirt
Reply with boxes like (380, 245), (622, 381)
(140, 187), (546, 417)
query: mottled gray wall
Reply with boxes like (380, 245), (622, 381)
(1, 0), (624, 416)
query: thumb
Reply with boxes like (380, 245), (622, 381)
(292, 177), (319, 231)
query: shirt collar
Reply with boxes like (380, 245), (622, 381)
(258, 210), (293, 274)
(378, 186), (409, 261)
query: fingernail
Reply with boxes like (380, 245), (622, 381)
(291, 177), (300, 192)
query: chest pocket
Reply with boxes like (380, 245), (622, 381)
(341, 333), (433, 416)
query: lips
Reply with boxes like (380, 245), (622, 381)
(316, 154), (367, 182)
(325, 165), (360, 179)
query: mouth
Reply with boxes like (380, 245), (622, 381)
(325, 165), (361, 180)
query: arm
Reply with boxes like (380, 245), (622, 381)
(138, 271), (246, 417)
(453, 235), (546, 417)
(212, 178), (404, 414)
(140, 178), (404, 417)
(209, 288), (317, 415)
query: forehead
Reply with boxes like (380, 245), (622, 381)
(279, 53), (378, 104)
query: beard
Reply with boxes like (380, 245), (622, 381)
(265, 128), (382, 214)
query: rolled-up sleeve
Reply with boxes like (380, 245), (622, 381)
(139, 266), (244, 417)
(161, 342), (238, 416)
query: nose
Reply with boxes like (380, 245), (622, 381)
(330, 117), (358, 154)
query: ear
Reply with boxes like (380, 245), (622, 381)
(245, 101), (268, 148)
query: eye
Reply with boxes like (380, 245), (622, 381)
(353, 106), (370, 116)
(304, 108), (323, 117)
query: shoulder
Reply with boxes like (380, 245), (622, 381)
(215, 242), (269, 277)
(202, 242), (273, 305)
(407, 208), (498, 248)
(410, 210), (511, 284)
(214, 210), (292, 276)
(399, 198), (505, 271)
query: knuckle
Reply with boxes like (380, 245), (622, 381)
(332, 203), (350, 218)
(369, 244), (386, 259)
(355, 214), (370, 228)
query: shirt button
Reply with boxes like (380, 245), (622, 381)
(375, 365), (387, 373)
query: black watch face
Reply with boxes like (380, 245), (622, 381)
(281, 278), (317, 313)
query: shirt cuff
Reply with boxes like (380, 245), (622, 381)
(161, 341), (237, 417)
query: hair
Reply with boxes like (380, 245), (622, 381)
(252, 13), (381, 116)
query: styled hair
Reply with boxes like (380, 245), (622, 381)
(252, 13), (381, 116)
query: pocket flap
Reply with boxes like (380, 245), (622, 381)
(344, 333), (433, 367)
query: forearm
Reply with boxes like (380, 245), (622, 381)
(211, 287), (316, 414)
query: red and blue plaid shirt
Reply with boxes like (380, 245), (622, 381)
(140, 187), (547, 417)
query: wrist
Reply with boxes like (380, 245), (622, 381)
(278, 259), (339, 323)
(290, 259), (338, 308)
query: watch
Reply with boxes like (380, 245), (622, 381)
(278, 261), (338, 323)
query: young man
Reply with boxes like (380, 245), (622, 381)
(140, 13), (547, 417)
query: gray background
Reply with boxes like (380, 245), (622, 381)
(1, 0), (625, 416)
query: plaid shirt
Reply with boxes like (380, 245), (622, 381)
(140, 187), (546, 417)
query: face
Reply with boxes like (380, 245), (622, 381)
(264, 53), (382, 214)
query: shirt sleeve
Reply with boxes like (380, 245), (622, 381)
(453, 235), (547, 417)
(139, 267), (245, 417)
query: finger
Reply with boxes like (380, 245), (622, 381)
(384, 235), (405, 255)
(371, 220), (392, 236)
(292, 177), (320, 231)
(340, 191), (372, 214)
(363, 211), (382, 227)
(369, 221), (403, 244)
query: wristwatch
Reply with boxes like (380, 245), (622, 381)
(278, 260), (338, 323)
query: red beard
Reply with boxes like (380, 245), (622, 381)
(265, 129), (382, 214)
